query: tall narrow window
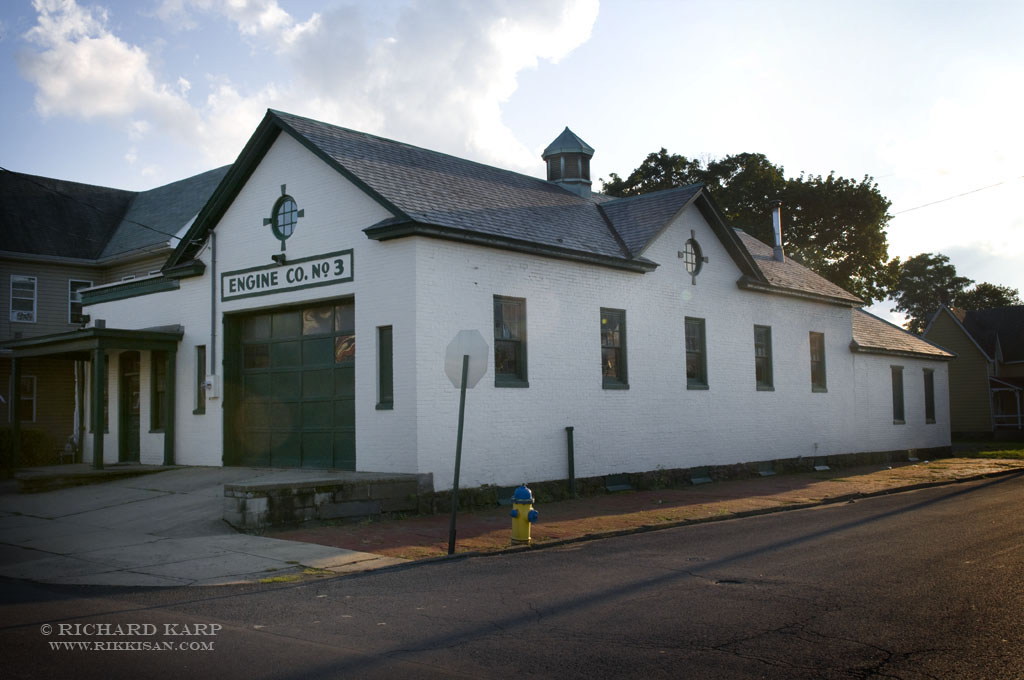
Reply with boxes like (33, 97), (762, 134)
(754, 325), (773, 390)
(892, 366), (905, 423)
(685, 317), (707, 389)
(195, 345), (206, 414)
(69, 279), (93, 324)
(809, 332), (827, 392)
(924, 369), (936, 424)
(494, 296), (528, 387)
(10, 275), (37, 323)
(377, 326), (394, 410)
(151, 351), (167, 430)
(601, 308), (628, 388)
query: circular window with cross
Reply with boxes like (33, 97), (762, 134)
(263, 184), (304, 252)
(678, 230), (708, 285)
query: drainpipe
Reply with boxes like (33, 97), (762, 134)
(209, 231), (217, 388)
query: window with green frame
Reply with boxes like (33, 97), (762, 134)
(194, 345), (206, 414)
(891, 365), (905, 423)
(685, 317), (707, 389)
(494, 296), (528, 387)
(754, 325), (773, 390)
(601, 308), (628, 388)
(377, 326), (394, 410)
(809, 332), (827, 392)
(924, 368), (936, 424)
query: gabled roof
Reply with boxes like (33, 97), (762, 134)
(734, 230), (863, 306)
(101, 166), (230, 259)
(1, 170), (135, 259)
(599, 184), (703, 256)
(164, 109), (864, 307)
(851, 308), (954, 360)
(959, 306), (1024, 363)
(1, 167), (228, 263)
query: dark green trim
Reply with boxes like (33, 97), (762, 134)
(81, 277), (179, 305)
(693, 193), (764, 282)
(220, 249), (353, 302)
(377, 325), (393, 410)
(3, 326), (183, 359)
(91, 348), (105, 470)
(494, 295), (529, 387)
(756, 385), (775, 392)
(165, 119), (281, 269)
(163, 260), (206, 280)
(685, 316), (708, 389)
(600, 307), (628, 389)
(163, 350), (176, 465)
(496, 379), (530, 388)
(367, 221), (658, 274)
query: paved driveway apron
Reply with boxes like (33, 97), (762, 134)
(0, 468), (401, 587)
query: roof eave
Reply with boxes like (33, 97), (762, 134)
(849, 340), (955, 361)
(364, 221), (657, 273)
(736, 276), (861, 307)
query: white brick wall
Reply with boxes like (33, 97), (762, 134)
(84, 132), (951, 484)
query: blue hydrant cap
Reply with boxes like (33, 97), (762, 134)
(512, 484), (534, 503)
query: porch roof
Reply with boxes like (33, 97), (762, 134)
(1, 325), (183, 360)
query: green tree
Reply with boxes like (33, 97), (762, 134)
(954, 282), (1022, 310)
(601, 151), (894, 303)
(890, 253), (973, 334)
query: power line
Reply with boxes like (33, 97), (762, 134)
(893, 176), (1023, 216)
(0, 166), (192, 244)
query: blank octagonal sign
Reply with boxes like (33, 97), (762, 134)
(445, 330), (489, 389)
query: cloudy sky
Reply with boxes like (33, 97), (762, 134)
(2, 0), (1022, 321)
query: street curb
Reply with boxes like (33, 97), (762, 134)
(398, 467), (1024, 567)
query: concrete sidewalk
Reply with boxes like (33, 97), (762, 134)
(1, 457), (1022, 587)
(0, 467), (404, 587)
(271, 457), (1024, 561)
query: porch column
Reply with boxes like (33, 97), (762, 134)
(91, 349), (105, 470)
(163, 350), (176, 466)
(10, 358), (20, 469)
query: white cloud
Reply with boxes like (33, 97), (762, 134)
(17, 0), (599, 176)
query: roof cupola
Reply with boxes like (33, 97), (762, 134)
(542, 127), (594, 198)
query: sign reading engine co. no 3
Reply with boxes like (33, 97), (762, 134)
(221, 249), (353, 302)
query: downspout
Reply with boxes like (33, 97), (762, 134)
(210, 231), (217, 383)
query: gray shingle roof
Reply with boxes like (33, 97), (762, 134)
(2, 167), (229, 262)
(101, 166), (230, 258)
(852, 309), (954, 359)
(599, 184), (702, 256)
(1, 170), (134, 259)
(960, 306), (1024, 363)
(734, 229), (863, 305)
(274, 111), (632, 262)
(172, 110), (873, 307)
(542, 127), (594, 157)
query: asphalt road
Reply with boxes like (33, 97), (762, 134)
(3, 472), (1023, 679)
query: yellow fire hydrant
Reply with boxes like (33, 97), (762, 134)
(509, 484), (539, 545)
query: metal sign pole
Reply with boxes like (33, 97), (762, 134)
(448, 354), (469, 555)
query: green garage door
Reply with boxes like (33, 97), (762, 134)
(233, 301), (355, 469)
